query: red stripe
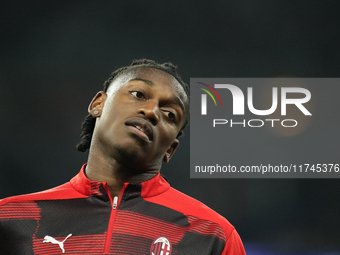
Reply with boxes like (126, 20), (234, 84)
(33, 234), (106, 254)
(112, 210), (226, 244)
(0, 201), (41, 220)
(188, 216), (226, 241)
(114, 211), (184, 243)
(90, 182), (102, 196)
(156, 242), (161, 254)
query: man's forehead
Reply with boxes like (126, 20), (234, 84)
(107, 67), (187, 101)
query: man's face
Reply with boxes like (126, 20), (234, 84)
(89, 68), (188, 172)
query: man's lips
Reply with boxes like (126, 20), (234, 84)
(125, 118), (154, 142)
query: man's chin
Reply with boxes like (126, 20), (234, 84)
(113, 146), (138, 163)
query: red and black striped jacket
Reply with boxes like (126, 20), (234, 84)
(0, 164), (245, 254)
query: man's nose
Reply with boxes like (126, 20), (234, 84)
(138, 101), (160, 125)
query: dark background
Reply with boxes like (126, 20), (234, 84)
(1, 1), (340, 254)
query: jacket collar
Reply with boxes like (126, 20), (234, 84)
(70, 164), (170, 199)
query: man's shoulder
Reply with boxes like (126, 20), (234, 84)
(169, 186), (232, 222)
(145, 185), (235, 235)
(0, 181), (83, 207)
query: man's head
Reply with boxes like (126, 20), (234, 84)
(76, 59), (189, 170)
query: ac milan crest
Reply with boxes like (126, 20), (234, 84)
(150, 237), (172, 255)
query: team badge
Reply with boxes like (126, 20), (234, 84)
(150, 237), (172, 255)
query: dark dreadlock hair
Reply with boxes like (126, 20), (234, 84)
(76, 59), (190, 153)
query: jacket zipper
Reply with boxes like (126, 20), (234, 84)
(103, 184), (127, 254)
(112, 196), (118, 209)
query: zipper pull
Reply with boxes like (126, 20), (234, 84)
(112, 196), (118, 210)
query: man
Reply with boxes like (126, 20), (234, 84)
(0, 59), (246, 254)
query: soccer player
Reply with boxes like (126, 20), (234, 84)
(0, 59), (246, 254)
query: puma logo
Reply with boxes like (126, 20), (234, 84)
(43, 234), (72, 253)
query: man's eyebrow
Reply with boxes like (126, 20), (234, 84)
(172, 95), (185, 112)
(130, 78), (154, 86)
(130, 77), (185, 112)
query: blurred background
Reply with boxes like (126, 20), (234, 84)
(1, 1), (340, 254)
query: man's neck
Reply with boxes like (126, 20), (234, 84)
(85, 150), (159, 198)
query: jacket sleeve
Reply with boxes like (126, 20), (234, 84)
(222, 229), (246, 255)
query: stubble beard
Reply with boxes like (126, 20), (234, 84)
(113, 146), (138, 163)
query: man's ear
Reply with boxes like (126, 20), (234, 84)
(163, 139), (180, 163)
(88, 91), (107, 117)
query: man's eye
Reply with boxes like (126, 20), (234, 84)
(131, 91), (144, 99)
(166, 111), (176, 122)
